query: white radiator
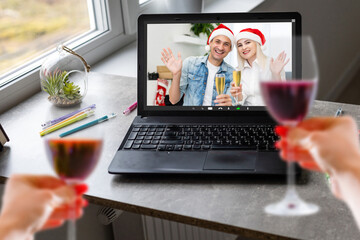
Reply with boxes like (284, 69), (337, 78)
(141, 215), (236, 240)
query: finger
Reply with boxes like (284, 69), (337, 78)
(231, 82), (235, 87)
(14, 174), (66, 189)
(54, 197), (88, 212)
(284, 58), (290, 66)
(275, 125), (289, 137)
(277, 139), (313, 159)
(161, 57), (166, 64)
(177, 52), (181, 60)
(286, 128), (313, 148)
(296, 117), (339, 131)
(161, 52), (167, 60)
(283, 53), (287, 63)
(167, 48), (174, 58)
(162, 48), (170, 58)
(280, 51), (285, 61)
(230, 89), (241, 95)
(50, 204), (84, 220)
(280, 148), (314, 163)
(215, 95), (231, 104)
(299, 161), (322, 171)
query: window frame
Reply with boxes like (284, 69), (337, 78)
(0, 0), (136, 114)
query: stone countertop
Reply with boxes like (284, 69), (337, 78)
(1, 72), (360, 240)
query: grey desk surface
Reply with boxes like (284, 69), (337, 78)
(1, 73), (360, 240)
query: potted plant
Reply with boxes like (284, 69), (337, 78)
(190, 23), (220, 39)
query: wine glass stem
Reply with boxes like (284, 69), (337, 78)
(285, 128), (298, 198)
(67, 181), (78, 240)
(287, 161), (297, 193)
(68, 218), (76, 240)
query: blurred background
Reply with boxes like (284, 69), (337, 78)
(1, 0), (360, 239)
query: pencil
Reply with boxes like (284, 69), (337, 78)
(40, 110), (94, 136)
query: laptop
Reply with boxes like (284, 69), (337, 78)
(108, 12), (301, 175)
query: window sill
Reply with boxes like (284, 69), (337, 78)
(92, 41), (137, 77)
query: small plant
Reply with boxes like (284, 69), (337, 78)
(41, 68), (82, 106)
(190, 23), (220, 38)
(41, 69), (66, 96)
(61, 80), (81, 100)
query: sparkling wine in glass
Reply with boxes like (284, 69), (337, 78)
(233, 71), (241, 105)
(43, 110), (103, 239)
(260, 36), (319, 216)
(215, 73), (225, 95)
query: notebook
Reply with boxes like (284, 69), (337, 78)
(108, 12), (301, 175)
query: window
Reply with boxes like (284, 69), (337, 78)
(0, 0), (94, 85)
(0, 0), (136, 113)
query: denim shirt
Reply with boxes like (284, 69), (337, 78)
(179, 56), (235, 106)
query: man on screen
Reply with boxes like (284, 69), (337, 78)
(161, 24), (235, 106)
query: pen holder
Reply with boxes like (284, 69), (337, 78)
(40, 45), (90, 107)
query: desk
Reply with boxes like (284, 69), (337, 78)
(1, 73), (360, 240)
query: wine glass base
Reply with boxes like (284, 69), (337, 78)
(265, 197), (319, 216)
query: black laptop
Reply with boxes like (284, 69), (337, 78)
(108, 12), (301, 175)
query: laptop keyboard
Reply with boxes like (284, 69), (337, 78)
(122, 124), (278, 152)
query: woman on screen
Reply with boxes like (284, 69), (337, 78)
(230, 28), (289, 106)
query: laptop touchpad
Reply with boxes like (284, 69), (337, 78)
(204, 151), (256, 170)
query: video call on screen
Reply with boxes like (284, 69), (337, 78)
(146, 21), (294, 111)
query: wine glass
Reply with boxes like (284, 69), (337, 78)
(260, 36), (319, 216)
(215, 73), (225, 95)
(233, 71), (241, 105)
(43, 108), (103, 239)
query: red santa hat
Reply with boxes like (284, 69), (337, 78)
(235, 28), (266, 46)
(205, 24), (234, 52)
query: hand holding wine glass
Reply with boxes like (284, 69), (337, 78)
(214, 73), (232, 106)
(230, 82), (243, 105)
(276, 116), (360, 194)
(44, 109), (103, 240)
(260, 36), (319, 216)
(0, 174), (88, 239)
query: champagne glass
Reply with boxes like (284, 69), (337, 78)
(260, 36), (319, 216)
(43, 108), (103, 239)
(215, 73), (225, 95)
(233, 71), (241, 105)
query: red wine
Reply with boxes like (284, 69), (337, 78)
(260, 80), (316, 125)
(46, 138), (103, 182)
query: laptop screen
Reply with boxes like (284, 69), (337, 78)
(138, 13), (301, 115)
